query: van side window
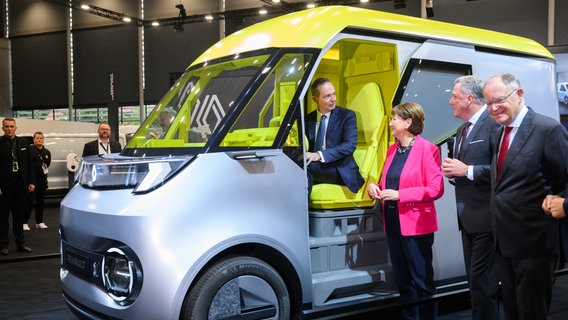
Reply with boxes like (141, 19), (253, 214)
(395, 59), (472, 144)
(220, 53), (313, 148)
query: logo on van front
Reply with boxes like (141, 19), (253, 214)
(191, 94), (226, 129)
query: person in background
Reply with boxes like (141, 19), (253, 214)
(442, 76), (500, 320)
(305, 78), (363, 194)
(0, 118), (35, 255)
(23, 132), (51, 230)
(485, 73), (568, 320)
(368, 102), (444, 320)
(542, 189), (568, 269)
(82, 122), (122, 157)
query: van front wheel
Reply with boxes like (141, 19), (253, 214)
(181, 256), (291, 320)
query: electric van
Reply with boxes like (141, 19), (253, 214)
(59, 6), (560, 320)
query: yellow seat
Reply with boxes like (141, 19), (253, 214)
(309, 82), (389, 209)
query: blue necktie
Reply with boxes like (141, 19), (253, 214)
(315, 115), (327, 151)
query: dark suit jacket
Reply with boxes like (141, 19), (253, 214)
(491, 107), (568, 258)
(82, 139), (122, 157)
(0, 135), (35, 193)
(30, 145), (51, 188)
(454, 110), (500, 233)
(306, 106), (363, 193)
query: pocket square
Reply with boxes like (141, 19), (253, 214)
(469, 140), (484, 144)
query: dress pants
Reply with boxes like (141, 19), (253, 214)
(498, 254), (556, 320)
(0, 180), (27, 249)
(23, 185), (47, 224)
(385, 204), (437, 320)
(33, 186), (47, 224)
(307, 161), (344, 193)
(461, 228), (499, 320)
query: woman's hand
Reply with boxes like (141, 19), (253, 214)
(379, 189), (400, 201)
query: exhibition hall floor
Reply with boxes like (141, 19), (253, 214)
(2, 200), (568, 320)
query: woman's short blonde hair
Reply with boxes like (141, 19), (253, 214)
(392, 102), (425, 135)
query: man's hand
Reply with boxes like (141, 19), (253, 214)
(305, 152), (321, 165)
(28, 184), (35, 193)
(542, 195), (566, 219)
(442, 158), (468, 178)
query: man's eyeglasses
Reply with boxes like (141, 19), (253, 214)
(486, 89), (518, 109)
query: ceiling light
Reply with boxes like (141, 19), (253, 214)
(272, 0), (281, 3)
(259, 8), (268, 15)
(80, 4), (90, 10)
(205, 14), (213, 21)
(360, 0), (370, 3)
(307, 3), (316, 8)
(151, 20), (160, 27)
(122, 16), (131, 23)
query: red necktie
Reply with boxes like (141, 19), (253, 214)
(497, 126), (513, 177)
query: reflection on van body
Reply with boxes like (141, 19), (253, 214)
(59, 6), (559, 319)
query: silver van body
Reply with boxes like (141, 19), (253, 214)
(59, 6), (558, 320)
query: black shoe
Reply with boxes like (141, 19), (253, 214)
(0, 248), (8, 255)
(17, 245), (32, 253)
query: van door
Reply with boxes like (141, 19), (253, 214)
(396, 41), (477, 281)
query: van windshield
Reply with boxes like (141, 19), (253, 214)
(124, 50), (314, 157)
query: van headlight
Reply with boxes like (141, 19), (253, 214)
(76, 155), (190, 193)
(102, 247), (142, 304)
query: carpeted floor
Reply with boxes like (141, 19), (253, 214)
(0, 200), (74, 320)
(0, 198), (60, 260)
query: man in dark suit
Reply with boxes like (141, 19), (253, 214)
(485, 73), (568, 320)
(0, 118), (35, 255)
(442, 76), (500, 320)
(82, 123), (122, 157)
(305, 78), (363, 194)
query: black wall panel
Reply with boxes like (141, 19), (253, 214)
(73, 25), (138, 107)
(144, 22), (219, 103)
(11, 32), (67, 109)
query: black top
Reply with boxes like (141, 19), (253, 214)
(384, 149), (411, 209)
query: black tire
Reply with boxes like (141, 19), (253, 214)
(181, 256), (291, 320)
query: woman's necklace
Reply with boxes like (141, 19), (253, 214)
(397, 136), (416, 154)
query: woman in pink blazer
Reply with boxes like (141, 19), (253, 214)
(368, 102), (444, 320)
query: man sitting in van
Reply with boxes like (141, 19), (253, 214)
(305, 78), (364, 194)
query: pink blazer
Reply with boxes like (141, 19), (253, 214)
(378, 135), (444, 236)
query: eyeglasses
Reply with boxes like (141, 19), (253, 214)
(486, 89), (518, 109)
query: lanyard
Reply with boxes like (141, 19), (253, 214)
(100, 142), (109, 154)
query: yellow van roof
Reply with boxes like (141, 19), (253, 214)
(192, 5), (552, 65)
